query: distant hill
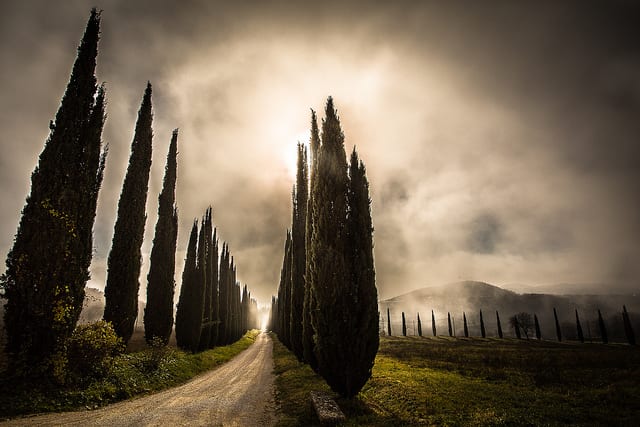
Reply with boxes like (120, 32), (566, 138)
(380, 281), (639, 342)
(78, 287), (145, 327)
(1, 287), (145, 331)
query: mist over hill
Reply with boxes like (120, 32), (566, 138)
(0, 288), (144, 332)
(380, 281), (639, 341)
(78, 287), (145, 326)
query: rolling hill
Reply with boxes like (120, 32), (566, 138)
(380, 281), (639, 341)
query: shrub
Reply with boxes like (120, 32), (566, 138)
(141, 336), (174, 373)
(66, 321), (124, 384)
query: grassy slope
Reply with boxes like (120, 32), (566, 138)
(273, 334), (640, 426)
(0, 330), (260, 419)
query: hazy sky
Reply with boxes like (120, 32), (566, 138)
(1, 1), (639, 305)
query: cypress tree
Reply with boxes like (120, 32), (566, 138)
(387, 308), (392, 336)
(175, 221), (203, 352)
(448, 312), (453, 337)
(401, 312), (407, 336)
(219, 246), (232, 345)
(308, 98), (349, 390)
(622, 305), (636, 345)
(553, 307), (562, 342)
(463, 312), (469, 337)
(575, 309), (584, 343)
(278, 231), (292, 349)
(104, 83), (153, 343)
(479, 310), (486, 338)
(290, 144), (308, 361)
(303, 110), (320, 371)
(598, 309), (608, 344)
(217, 243), (228, 344)
(1, 9), (106, 373)
(534, 314), (541, 340)
(343, 147), (379, 394)
(496, 311), (503, 338)
(228, 254), (236, 343)
(208, 228), (219, 348)
(197, 210), (211, 352)
(309, 98), (379, 397)
(432, 310), (437, 336)
(417, 313), (422, 337)
(242, 285), (249, 333)
(144, 130), (178, 345)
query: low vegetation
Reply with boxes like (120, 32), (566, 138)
(273, 333), (640, 426)
(0, 329), (259, 419)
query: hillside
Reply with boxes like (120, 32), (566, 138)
(380, 281), (639, 341)
(1, 287), (144, 332)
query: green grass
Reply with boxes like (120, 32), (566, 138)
(272, 334), (640, 426)
(0, 330), (260, 419)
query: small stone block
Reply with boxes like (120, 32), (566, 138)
(310, 391), (346, 425)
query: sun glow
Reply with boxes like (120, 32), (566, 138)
(283, 129), (310, 177)
(260, 312), (270, 331)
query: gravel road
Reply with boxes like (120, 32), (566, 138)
(2, 332), (277, 426)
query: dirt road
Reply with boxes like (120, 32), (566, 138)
(3, 332), (277, 426)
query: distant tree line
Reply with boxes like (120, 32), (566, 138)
(271, 99), (379, 398)
(0, 9), (257, 380)
(383, 306), (636, 345)
(175, 208), (258, 353)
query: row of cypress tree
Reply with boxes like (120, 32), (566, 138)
(387, 307), (636, 345)
(0, 10), (256, 378)
(175, 207), (258, 353)
(271, 99), (379, 398)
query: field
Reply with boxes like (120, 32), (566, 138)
(273, 334), (640, 426)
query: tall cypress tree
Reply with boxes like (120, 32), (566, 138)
(104, 83), (153, 343)
(342, 147), (379, 395)
(218, 245), (230, 345)
(290, 144), (308, 361)
(242, 285), (249, 333)
(479, 310), (486, 338)
(575, 309), (584, 343)
(432, 310), (437, 336)
(622, 305), (636, 345)
(1, 9), (106, 372)
(308, 98), (349, 391)
(496, 311), (503, 339)
(309, 98), (380, 397)
(417, 313), (422, 337)
(553, 307), (562, 342)
(196, 211), (210, 351)
(401, 312), (407, 336)
(463, 312), (469, 337)
(534, 314), (541, 340)
(448, 312), (453, 337)
(208, 228), (219, 348)
(175, 221), (202, 352)
(277, 231), (292, 349)
(144, 130), (178, 345)
(303, 110), (321, 370)
(387, 308), (392, 336)
(598, 309), (608, 344)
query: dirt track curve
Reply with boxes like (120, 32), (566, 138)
(2, 332), (277, 426)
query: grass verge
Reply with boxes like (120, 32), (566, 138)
(272, 334), (640, 426)
(0, 329), (260, 419)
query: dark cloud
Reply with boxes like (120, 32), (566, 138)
(1, 0), (640, 305)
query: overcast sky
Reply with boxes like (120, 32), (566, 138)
(1, 0), (639, 305)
